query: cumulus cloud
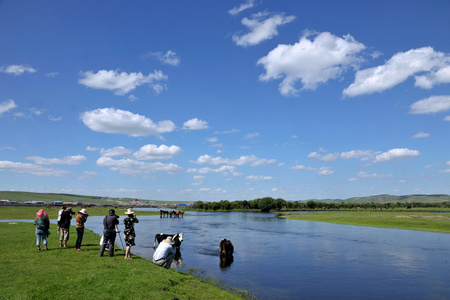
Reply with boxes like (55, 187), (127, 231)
(0, 64), (36, 76)
(340, 150), (379, 161)
(246, 175), (273, 181)
(187, 165), (237, 175)
(80, 108), (176, 137)
(229, 0), (255, 15)
(290, 165), (334, 175)
(182, 118), (209, 130)
(191, 154), (276, 167)
(142, 50), (180, 66)
(97, 157), (182, 175)
(79, 69), (167, 95)
(233, 12), (295, 47)
(0, 160), (68, 176)
(0, 99), (17, 115)
(258, 32), (365, 96)
(409, 95), (450, 114)
(26, 155), (86, 165)
(373, 148), (420, 163)
(133, 144), (182, 160)
(357, 171), (392, 178)
(307, 152), (339, 162)
(411, 131), (430, 139)
(415, 65), (450, 89)
(87, 146), (133, 158)
(343, 47), (449, 97)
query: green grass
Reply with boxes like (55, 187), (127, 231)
(0, 222), (246, 300)
(285, 211), (450, 233)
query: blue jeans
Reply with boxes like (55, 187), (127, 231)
(36, 228), (48, 246)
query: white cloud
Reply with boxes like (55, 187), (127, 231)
(343, 47), (449, 97)
(411, 131), (430, 139)
(187, 165), (237, 175)
(79, 69), (167, 95)
(415, 65), (450, 89)
(258, 32), (365, 96)
(0, 160), (68, 176)
(96, 157), (182, 175)
(78, 171), (97, 180)
(142, 50), (180, 66)
(290, 165), (334, 175)
(182, 118), (209, 130)
(133, 144), (182, 160)
(0, 99), (17, 115)
(99, 146), (133, 157)
(340, 150), (379, 161)
(245, 132), (260, 139)
(228, 0), (255, 15)
(445, 116), (450, 121)
(373, 148), (420, 163)
(409, 95), (450, 114)
(0, 64), (36, 76)
(233, 12), (295, 47)
(191, 154), (276, 167)
(80, 108), (176, 137)
(26, 155), (86, 165)
(357, 171), (392, 178)
(307, 152), (339, 162)
(246, 175), (273, 181)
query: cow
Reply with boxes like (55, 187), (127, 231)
(153, 232), (184, 249)
(220, 238), (234, 256)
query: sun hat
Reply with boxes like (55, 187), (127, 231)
(125, 208), (134, 215)
(164, 236), (175, 245)
(79, 209), (87, 214)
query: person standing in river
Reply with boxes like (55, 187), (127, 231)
(75, 208), (88, 251)
(123, 208), (139, 259)
(100, 209), (119, 257)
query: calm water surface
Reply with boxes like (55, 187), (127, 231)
(83, 210), (449, 300)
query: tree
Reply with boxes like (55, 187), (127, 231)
(306, 200), (316, 210)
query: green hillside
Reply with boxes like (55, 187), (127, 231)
(342, 194), (450, 204)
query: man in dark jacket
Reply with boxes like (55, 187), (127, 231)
(59, 207), (73, 248)
(100, 209), (119, 257)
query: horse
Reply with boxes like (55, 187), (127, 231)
(172, 210), (185, 218)
(153, 232), (184, 249)
(159, 210), (169, 218)
(169, 210), (176, 218)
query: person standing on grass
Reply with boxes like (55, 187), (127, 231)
(34, 209), (50, 251)
(75, 209), (88, 251)
(123, 208), (139, 259)
(100, 209), (119, 257)
(59, 207), (73, 248)
(153, 236), (176, 269)
(57, 206), (66, 234)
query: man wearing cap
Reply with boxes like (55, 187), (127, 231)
(75, 209), (88, 251)
(152, 236), (176, 269)
(100, 209), (119, 257)
(59, 207), (73, 248)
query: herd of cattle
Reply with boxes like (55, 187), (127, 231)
(155, 210), (234, 268)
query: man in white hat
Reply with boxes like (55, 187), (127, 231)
(152, 236), (176, 269)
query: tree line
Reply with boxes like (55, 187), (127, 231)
(191, 197), (449, 212)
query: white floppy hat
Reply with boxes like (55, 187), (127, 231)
(125, 208), (134, 215)
(164, 236), (175, 245)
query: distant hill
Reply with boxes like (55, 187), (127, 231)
(337, 194), (450, 204)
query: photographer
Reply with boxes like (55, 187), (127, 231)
(123, 208), (139, 259)
(59, 207), (74, 248)
(99, 209), (119, 257)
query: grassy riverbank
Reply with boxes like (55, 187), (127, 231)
(285, 211), (450, 233)
(0, 222), (246, 300)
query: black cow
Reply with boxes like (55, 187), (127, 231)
(153, 232), (184, 249)
(220, 238), (234, 256)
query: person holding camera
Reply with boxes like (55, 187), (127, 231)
(123, 208), (139, 259)
(99, 209), (119, 257)
(59, 207), (73, 248)
(75, 209), (88, 251)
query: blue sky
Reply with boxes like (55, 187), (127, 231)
(1, 0), (449, 202)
